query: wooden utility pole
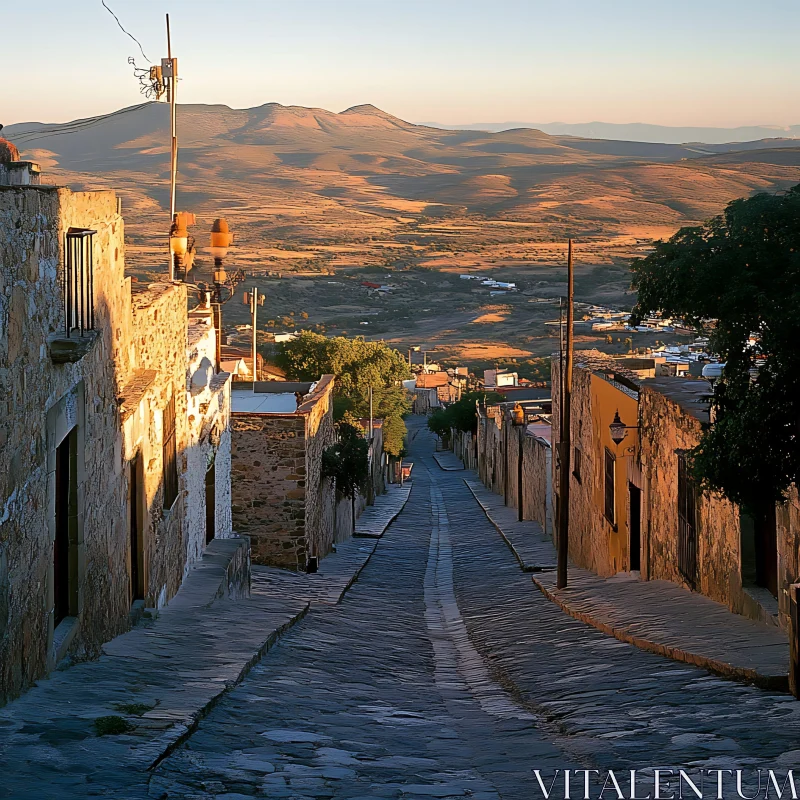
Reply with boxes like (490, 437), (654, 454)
(166, 13), (178, 279)
(250, 287), (259, 381)
(557, 239), (574, 589)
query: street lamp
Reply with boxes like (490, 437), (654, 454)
(209, 218), (234, 267)
(609, 410), (637, 445)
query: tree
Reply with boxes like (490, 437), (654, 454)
(427, 408), (451, 444)
(382, 414), (406, 458)
(426, 391), (504, 441)
(630, 185), (800, 517)
(277, 331), (412, 456)
(321, 421), (369, 499)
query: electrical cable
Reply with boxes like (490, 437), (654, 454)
(101, 0), (150, 62)
(8, 103), (154, 146)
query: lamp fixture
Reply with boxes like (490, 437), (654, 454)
(609, 410), (638, 445)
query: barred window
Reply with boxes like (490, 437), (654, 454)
(604, 448), (615, 525)
(162, 393), (178, 511)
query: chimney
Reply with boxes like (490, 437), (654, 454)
(0, 128), (42, 186)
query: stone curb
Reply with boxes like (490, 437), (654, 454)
(432, 452), (464, 471)
(353, 487), (412, 540)
(530, 576), (789, 692)
(146, 601), (310, 772)
(463, 479), (554, 573)
(341, 488), (412, 601)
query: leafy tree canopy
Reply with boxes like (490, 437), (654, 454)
(382, 414), (407, 458)
(630, 186), (800, 511)
(321, 421), (370, 499)
(426, 391), (505, 438)
(277, 331), (411, 455)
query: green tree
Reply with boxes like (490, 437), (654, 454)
(321, 421), (369, 499)
(382, 414), (407, 459)
(630, 185), (800, 518)
(277, 331), (412, 455)
(426, 391), (503, 440)
(427, 408), (451, 444)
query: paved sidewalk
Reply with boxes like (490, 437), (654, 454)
(354, 482), (411, 538)
(0, 487), (407, 798)
(465, 474), (789, 689)
(464, 477), (556, 571)
(533, 568), (789, 689)
(432, 450), (465, 471)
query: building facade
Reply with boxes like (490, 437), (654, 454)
(230, 378), (337, 569)
(0, 180), (233, 704)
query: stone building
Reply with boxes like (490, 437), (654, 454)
(230, 378), (336, 569)
(551, 353), (642, 576)
(475, 400), (553, 533)
(0, 174), (233, 703)
(550, 351), (799, 633)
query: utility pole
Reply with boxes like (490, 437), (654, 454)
(166, 14), (178, 278)
(557, 239), (574, 590)
(250, 287), (259, 381)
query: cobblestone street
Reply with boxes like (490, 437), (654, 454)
(149, 419), (800, 799)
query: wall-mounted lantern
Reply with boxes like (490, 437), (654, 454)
(609, 410), (638, 445)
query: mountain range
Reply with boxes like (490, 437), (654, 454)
(419, 120), (800, 145)
(7, 101), (800, 278)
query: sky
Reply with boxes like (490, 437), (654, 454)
(2, 0), (799, 128)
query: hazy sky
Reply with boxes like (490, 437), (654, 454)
(3, 0), (798, 127)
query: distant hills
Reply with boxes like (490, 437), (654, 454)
(6, 101), (800, 275)
(419, 120), (800, 146)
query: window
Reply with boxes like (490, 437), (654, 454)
(677, 452), (698, 587)
(162, 393), (179, 511)
(573, 447), (582, 483)
(604, 448), (615, 526)
(64, 228), (96, 337)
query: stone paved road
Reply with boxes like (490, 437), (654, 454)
(151, 419), (800, 799)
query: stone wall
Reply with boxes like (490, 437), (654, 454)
(302, 376), (336, 561)
(522, 434), (550, 532)
(231, 414), (307, 569)
(184, 311), (233, 573)
(0, 185), (234, 704)
(230, 377), (336, 570)
(0, 187), (131, 701)
(639, 385), (741, 608)
(551, 356), (639, 576)
(778, 487), (800, 633)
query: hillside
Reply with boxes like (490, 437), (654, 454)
(7, 102), (800, 364)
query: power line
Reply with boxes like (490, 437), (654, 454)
(8, 103), (154, 146)
(101, 0), (150, 62)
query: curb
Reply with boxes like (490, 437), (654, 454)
(146, 601), (310, 771)
(340, 489), (412, 602)
(464, 479), (554, 574)
(432, 452), (464, 471)
(353, 487), (412, 540)
(530, 576), (789, 692)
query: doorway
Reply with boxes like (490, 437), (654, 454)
(129, 454), (145, 603)
(205, 459), (216, 545)
(629, 483), (641, 571)
(741, 509), (778, 598)
(54, 430), (77, 626)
